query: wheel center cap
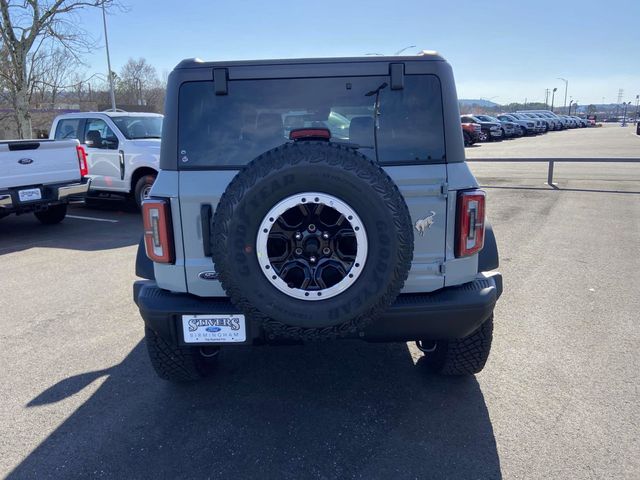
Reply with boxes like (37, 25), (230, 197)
(303, 236), (320, 254)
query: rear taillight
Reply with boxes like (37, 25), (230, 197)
(456, 189), (486, 258)
(142, 198), (175, 263)
(76, 145), (88, 177)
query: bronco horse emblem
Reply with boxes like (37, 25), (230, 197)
(415, 211), (436, 236)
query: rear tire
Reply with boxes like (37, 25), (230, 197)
(144, 327), (218, 382)
(463, 131), (472, 146)
(419, 315), (494, 375)
(134, 174), (156, 209)
(34, 204), (67, 225)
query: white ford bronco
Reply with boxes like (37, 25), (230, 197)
(133, 53), (502, 382)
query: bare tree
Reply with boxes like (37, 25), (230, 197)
(30, 46), (81, 108)
(118, 57), (160, 106)
(0, 0), (114, 138)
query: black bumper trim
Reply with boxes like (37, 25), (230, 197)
(0, 178), (90, 213)
(133, 272), (502, 345)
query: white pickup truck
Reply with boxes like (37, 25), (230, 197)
(0, 139), (90, 224)
(50, 111), (162, 208)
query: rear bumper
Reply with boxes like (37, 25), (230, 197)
(133, 272), (502, 345)
(0, 178), (90, 213)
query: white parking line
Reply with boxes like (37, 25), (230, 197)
(66, 215), (119, 223)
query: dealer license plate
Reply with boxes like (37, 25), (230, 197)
(182, 314), (246, 343)
(18, 188), (41, 202)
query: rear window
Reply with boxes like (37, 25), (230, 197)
(178, 74), (445, 168)
(54, 119), (81, 140)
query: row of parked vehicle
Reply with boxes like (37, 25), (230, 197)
(1, 110), (162, 224)
(460, 109), (593, 146)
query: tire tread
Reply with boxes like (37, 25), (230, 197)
(144, 327), (215, 382)
(426, 316), (494, 376)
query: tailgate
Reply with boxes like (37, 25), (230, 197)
(178, 165), (448, 296)
(384, 164), (448, 293)
(0, 139), (81, 190)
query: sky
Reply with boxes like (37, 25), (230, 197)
(74, 0), (640, 106)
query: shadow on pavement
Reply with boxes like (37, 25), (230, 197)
(11, 341), (501, 479)
(0, 201), (140, 255)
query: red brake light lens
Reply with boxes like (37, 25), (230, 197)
(142, 198), (175, 264)
(456, 189), (486, 258)
(289, 128), (331, 140)
(76, 145), (88, 177)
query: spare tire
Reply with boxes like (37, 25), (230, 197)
(211, 142), (413, 339)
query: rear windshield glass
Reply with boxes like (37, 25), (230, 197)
(178, 75), (444, 168)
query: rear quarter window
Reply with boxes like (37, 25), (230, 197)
(54, 119), (82, 140)
(177, 74), (445, 169)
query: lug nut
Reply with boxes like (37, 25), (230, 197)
(295, 232), (302, 240)
(308, 224), (316, 232)
(295, 248), (303, 255)
(322, 232), (329, 239)
(310, 256), (317, 263)
(322, 247), (331, 255)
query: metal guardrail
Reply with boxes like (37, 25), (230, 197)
(466, 157), (640, 185)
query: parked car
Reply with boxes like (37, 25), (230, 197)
(0, 139), (90, 224)
(474, 114), (517, 138)
(461, 122), (482, 146)
(571, 116), (588, 127)
(511, 113), (545, 133)
(538, 113), (563, 130)
(460, 115), (503, 141)
(134, 53), (502, 383)
(526, 112), (554, 132)
(517, 110), (564, 130)
(50, 111), (163, 208)
(498, 114), (535, 135)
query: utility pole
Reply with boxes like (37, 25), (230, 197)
(551, 87), (558, 112)
(557, 77), (568, 112)
(615, 88), (624, 118)
(635, 95), (639, 125)
(102, 3), (117, 111)
(545, 88), (550, 108)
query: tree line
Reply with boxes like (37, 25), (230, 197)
(0, 0), (164, 139)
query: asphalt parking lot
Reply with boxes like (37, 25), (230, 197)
(1, 125), (639, 479)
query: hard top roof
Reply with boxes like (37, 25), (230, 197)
(55, 111), (163, 119)
(173, 52), (444, 70)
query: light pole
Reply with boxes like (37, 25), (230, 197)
(101, 3), (116, 111)
(394, 45), (416, 55)
(557, 77), (568, 111)
(568, 99), (574, 116)
(551, 87), (558, 112)
(134, 78), (143, 105)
